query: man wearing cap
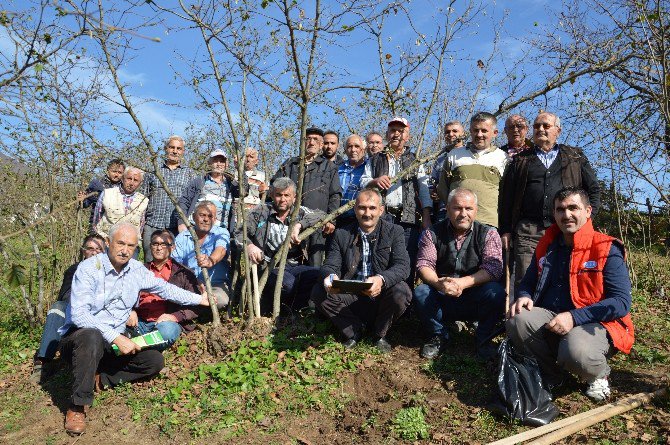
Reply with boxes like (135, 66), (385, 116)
(361, 117), (433, 284)
(178, 149), (239, 233)
(272, 127), (342, 266)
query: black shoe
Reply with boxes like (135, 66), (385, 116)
(420, 335), (446, 359)
(342, 337), (358, 350)
(476, 341), (498, 361)
(374, 337), (392, 354)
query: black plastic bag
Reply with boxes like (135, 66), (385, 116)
(488, 338), (560, 426)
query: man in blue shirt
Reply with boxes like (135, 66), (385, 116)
(59, 222), (211, 435)
(172, 200), (231, 309)
(337, 134), (367, 227)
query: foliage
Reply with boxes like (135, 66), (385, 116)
(391, 406), (430, 441)
(0, 300), (39, 374)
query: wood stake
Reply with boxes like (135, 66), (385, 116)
(251, 263), (261, 318)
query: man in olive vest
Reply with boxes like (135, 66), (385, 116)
(413, 188), (505, 360)
(506, 187), (634, 402)
(93, 166), (148, 239)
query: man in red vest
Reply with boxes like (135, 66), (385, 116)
(506, 186), (634, 402)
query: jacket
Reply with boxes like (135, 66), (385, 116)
(177, 173), (239, 230)
(366, 150), (421, 225)
(272, 155), (342, 213)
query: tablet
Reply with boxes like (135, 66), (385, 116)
(332, 279), (373, 293)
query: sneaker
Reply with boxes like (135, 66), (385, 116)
(585, 377), (611, 402)
(374, 337), (392, 354)
(420, 335), (447, 359)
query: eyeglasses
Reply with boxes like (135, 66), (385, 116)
(82, 246), (103, 252)
(533, 123), (554, 129)
(505, 124), (527, 130)
(150, 242), (172, 248)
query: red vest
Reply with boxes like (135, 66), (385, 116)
(534, 219), (635, 354)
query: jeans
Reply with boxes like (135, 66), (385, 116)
(36, 301), (67, 360)
(413, 282), (505, 346)
(263, 264), (321, 314)
(134, 319), (182, 351)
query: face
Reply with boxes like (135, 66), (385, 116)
(193, 204), (216, 233)
(271, 187), (297, 212)
(150, 234), (174, 263)
(447, 192), (478, 233)
(355, 193), (384, 232)
(366, 134), (384, 155)
(533, 113), (562, 149)
(470, 119), (498, 151)
(504, 115), (528, 147)
(165, 139), (185, 164)
(107, 164), (125, 183)
(444, 124), (465, 146)
(323, 134), (339, 158)
(81, 238), (105, 259)
(305, 133), (323, 157)
(386, 123), (409, 150)
(554, 194), (592, 236)
(345, 136), (365, 164)
(106, 226), (138, 270)
(244, 149), (258, 171)
(122, 171), (142, 194)
(209, 155), (228, 174)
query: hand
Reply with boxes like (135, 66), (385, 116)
(113, 334), (140, 355)
(290, 224), (302, 245)
(156, 313), (178, 324)
(429, 188), (438, 201)
(322, 222), (335, 235)
(246, 244), (264, 264)
(443, 277), (462, 297)
(126, 310), (138, 327)
(362, 275), (384, 298)
(545, 312), (575, 336)
(178, 223), (187, 233)
(324, 274), (340, 294)
(373, 175), (392, 190)
(501, 233), (511, 250)
(199, 290), (215, 306)
(508, 296), (533, 318)
(76, 190), (86, 203)
(196, 254), (214, 268)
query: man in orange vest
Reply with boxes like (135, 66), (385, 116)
(505, 186), (634, 402)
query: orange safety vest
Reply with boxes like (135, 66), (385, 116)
(534, 219), (635, 354)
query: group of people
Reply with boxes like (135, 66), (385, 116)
(36, 111), (633, 435)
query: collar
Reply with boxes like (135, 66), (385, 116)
(534, 144), (559, 155)
(101, 252), (132, 276)
(447, 220), (473, 238)
(467, 142), (498, 156)
(543, 218), (595, 251)
(163, 161), (184, 169)
(150, 258), (172, 272)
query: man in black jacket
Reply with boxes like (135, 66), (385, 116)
(311, 189), (412, 353)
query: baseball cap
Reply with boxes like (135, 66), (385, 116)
(388, 117), (410, 128)
(209, 149), (228, 159)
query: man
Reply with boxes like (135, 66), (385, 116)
(235, 177), (323, 314)
(272, 127), (341, 266)
(501, 114), (532, 158)
(337, 134), (368, 227)
(506, 187), (633, 402)
(414, 188), (505, 360)
(430, 121), (466, 222)
(437, 112), (509, 228)
(31, 235), (106, 382)
(500, 112), (601, 289)
(92, 166), (148, 239)
(323, 130), (345, 166)
(142, 135), (196, 261)
(361, 117), (433, 284)
(127, 229), (201, 351)
(311, 189), (411, 353)
(242, 147), (267, 207)
(59, 222), (212, 435)
(172, 201), (230, 309)
(365, 132), (384, 156)
(178, 149), (239, 233)
(78, 159), (125, 233)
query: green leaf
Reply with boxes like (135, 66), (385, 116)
(6, 263), (28, 287)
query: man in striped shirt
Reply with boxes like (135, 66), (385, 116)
(337, 134), (368, 227)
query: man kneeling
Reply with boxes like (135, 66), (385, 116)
(311, 189), (412, 353)
(58, 223), (213, 435)
(506, 187), (634, 402)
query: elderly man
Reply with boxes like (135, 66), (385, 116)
(172, 201), (230, 309)
(311, 189), (411, 353)
(365, 132), (384, 156)
(242, 147), (267, 207)
(58, 222), (212, 435)
(430, 121), (466, 222)
(337, 134), (368, 227)
(142, 135), (196, 261)
(500, 112), (601, 289)
(92, 166), (148, 239)
(361, 117), (432, 285)
(127, 229), (201, 351)
(323, 130), (345, 166)
(501, 114), (532, 158)
(414, 188), (505, 360)
(438, 112), (509, 228)
(506, 187), (633, 401)
(272, 127), (342, 266)
(235, 177), (323, 314)
(78, 159), (125, 233)
(178, 149), (239, 233)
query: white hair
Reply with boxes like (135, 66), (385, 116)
(447, 187), (478, 206)
(124, 166), (144, 180)
(108, 222), (140, 241)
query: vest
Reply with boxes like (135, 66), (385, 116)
(369, 149), (420, 224)
(96, 187), (148, 238)
(534, 220), (635, 354)
(430, 220), (491, 278)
